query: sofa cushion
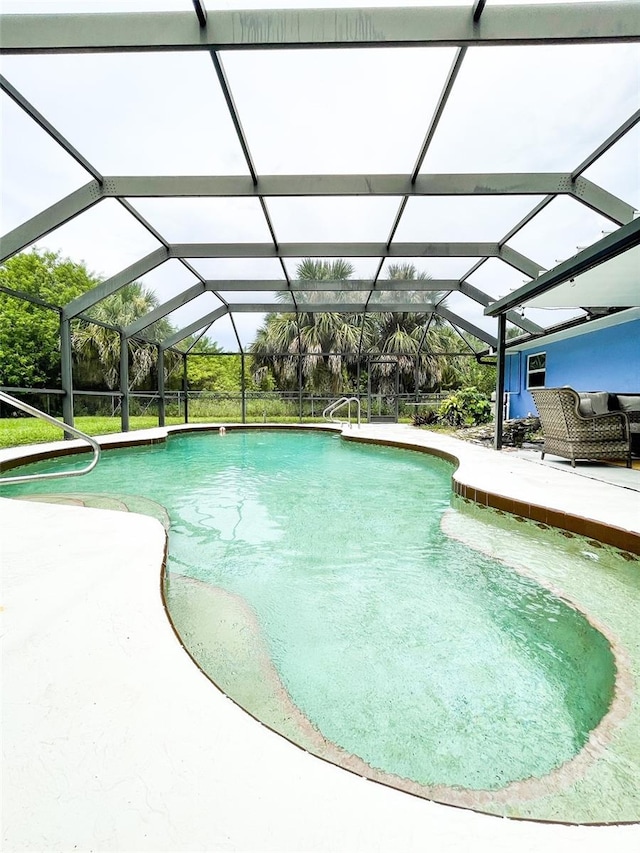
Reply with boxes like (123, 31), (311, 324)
(578, 391), (609, 416)
(578, 394), (593, 415)
(616, 394), (640, 414)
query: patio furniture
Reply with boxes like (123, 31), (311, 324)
(610, 394), (640, 455)
(530, 387), (633, 468)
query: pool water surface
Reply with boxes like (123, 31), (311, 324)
(4, 428), (637, 821)
(5, 430), (640, 821)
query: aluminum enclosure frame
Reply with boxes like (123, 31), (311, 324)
(1, 2), (638, 436)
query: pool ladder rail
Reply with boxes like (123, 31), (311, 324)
(0, 390), (101, 485)
(322, 396), (361, 428)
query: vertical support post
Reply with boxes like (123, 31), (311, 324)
(494, 313), (506, 451)
(395, 361), (400, 423)
(119, 331), (130, 433)
(298, 353), (303, 423)
(157, 345), (165, 428)
(183, 353), (189, 424)
(240, 352), (246, 424)
(60, 315), (74, 432)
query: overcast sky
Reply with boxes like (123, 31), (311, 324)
(1, 0), (638, 350)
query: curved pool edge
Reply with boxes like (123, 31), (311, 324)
(340, 428), (640, 557)
(439, 509), (636, 816)
(6, 500), (638, 853)
(2, 425), (626, 849)
(0, 422), (341, 472)
(2, 422), (638, 555)
(163, 567), (636, 824)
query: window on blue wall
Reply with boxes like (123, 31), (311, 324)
(527, 352), (546, 388)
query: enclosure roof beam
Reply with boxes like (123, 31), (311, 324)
(485, 217), (640, 316)
(458, 280), (544, 333)
(385, 47), (467, 249)
(160, 306), (228, 350)
(207, 279), (462, 292)
(170, 242), (500, 258)
(0, 74), (103, 182)
(497, 196), (557, 250)
(116, 197), (170, 248)
(473, 0), (488, 24)
(571, 108), (640, 179)
(459, 110), (640, 282)
(378, 44), (468, 339)
(0, 284), (60, 312)
(192, 0), (207, 28)
(124, 282), (207, 337)
(207, 48), (295, 316)
(63, 247), (170, 319)
(0, 181), (103, 264)
(100, 173), (627, 199)
(410, 48), (467, 184)
(169, 241), (540, 267)
(184, 324), (214, 355)
(497, 245), (543, 278)
(569, 177), (636, 225)
(436, 306), (497, 347)
(167, 242), (542, 278)
(2, 4), (637, 54)
(228, 313), (245, 355)
(209, 52), (258, 186)
(227, 302), (445, 314)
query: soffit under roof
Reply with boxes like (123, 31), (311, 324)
(506, 307), (640, 352)
(526, 243), (640, 309)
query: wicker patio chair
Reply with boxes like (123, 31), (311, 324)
(530, 387), (632, 468)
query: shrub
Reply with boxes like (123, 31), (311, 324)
(438, 387), (492, 427)
(412, 409), (439, 427)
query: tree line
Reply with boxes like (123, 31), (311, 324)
(0, 250), (495, 400)
(0, 250), (236, 395)
(251, 259), (494, 395)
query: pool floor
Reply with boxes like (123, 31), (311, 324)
(165, 497), (640, 822)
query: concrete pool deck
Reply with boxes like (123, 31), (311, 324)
(1, 423), (639, 851)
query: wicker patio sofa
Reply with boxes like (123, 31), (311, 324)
(531, 387), (634, 468)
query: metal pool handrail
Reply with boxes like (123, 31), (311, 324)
(0, 390), (101, 485)
(322, 396), (361, 428)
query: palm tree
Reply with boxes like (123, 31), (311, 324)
(296, 258), (355, 285)
(72, 282), (170, 390)
(251, 259), (366, 393)
(369, 263), (449, 393)
(251, 260), (460, 394)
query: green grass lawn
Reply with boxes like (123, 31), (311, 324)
(0, 415), (338, 449)
(0, 416), (181, 450)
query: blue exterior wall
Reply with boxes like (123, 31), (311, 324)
(505, 317), (640, 419)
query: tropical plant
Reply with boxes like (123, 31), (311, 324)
(251, 259), (365, 393)
(0, 249), (97, 387)
(249, 259), (498, 398)
(368, 263), (450, 393)
(451, 354), (496, 397)
(72, 283), (172, 390)
(438, 386), (493, 427)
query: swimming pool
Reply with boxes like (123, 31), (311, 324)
(3, 428), (639, 822)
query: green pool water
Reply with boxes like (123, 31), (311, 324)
(2, 430), (617, 794)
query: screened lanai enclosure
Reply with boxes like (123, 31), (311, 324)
(1, 1), (638, 441)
